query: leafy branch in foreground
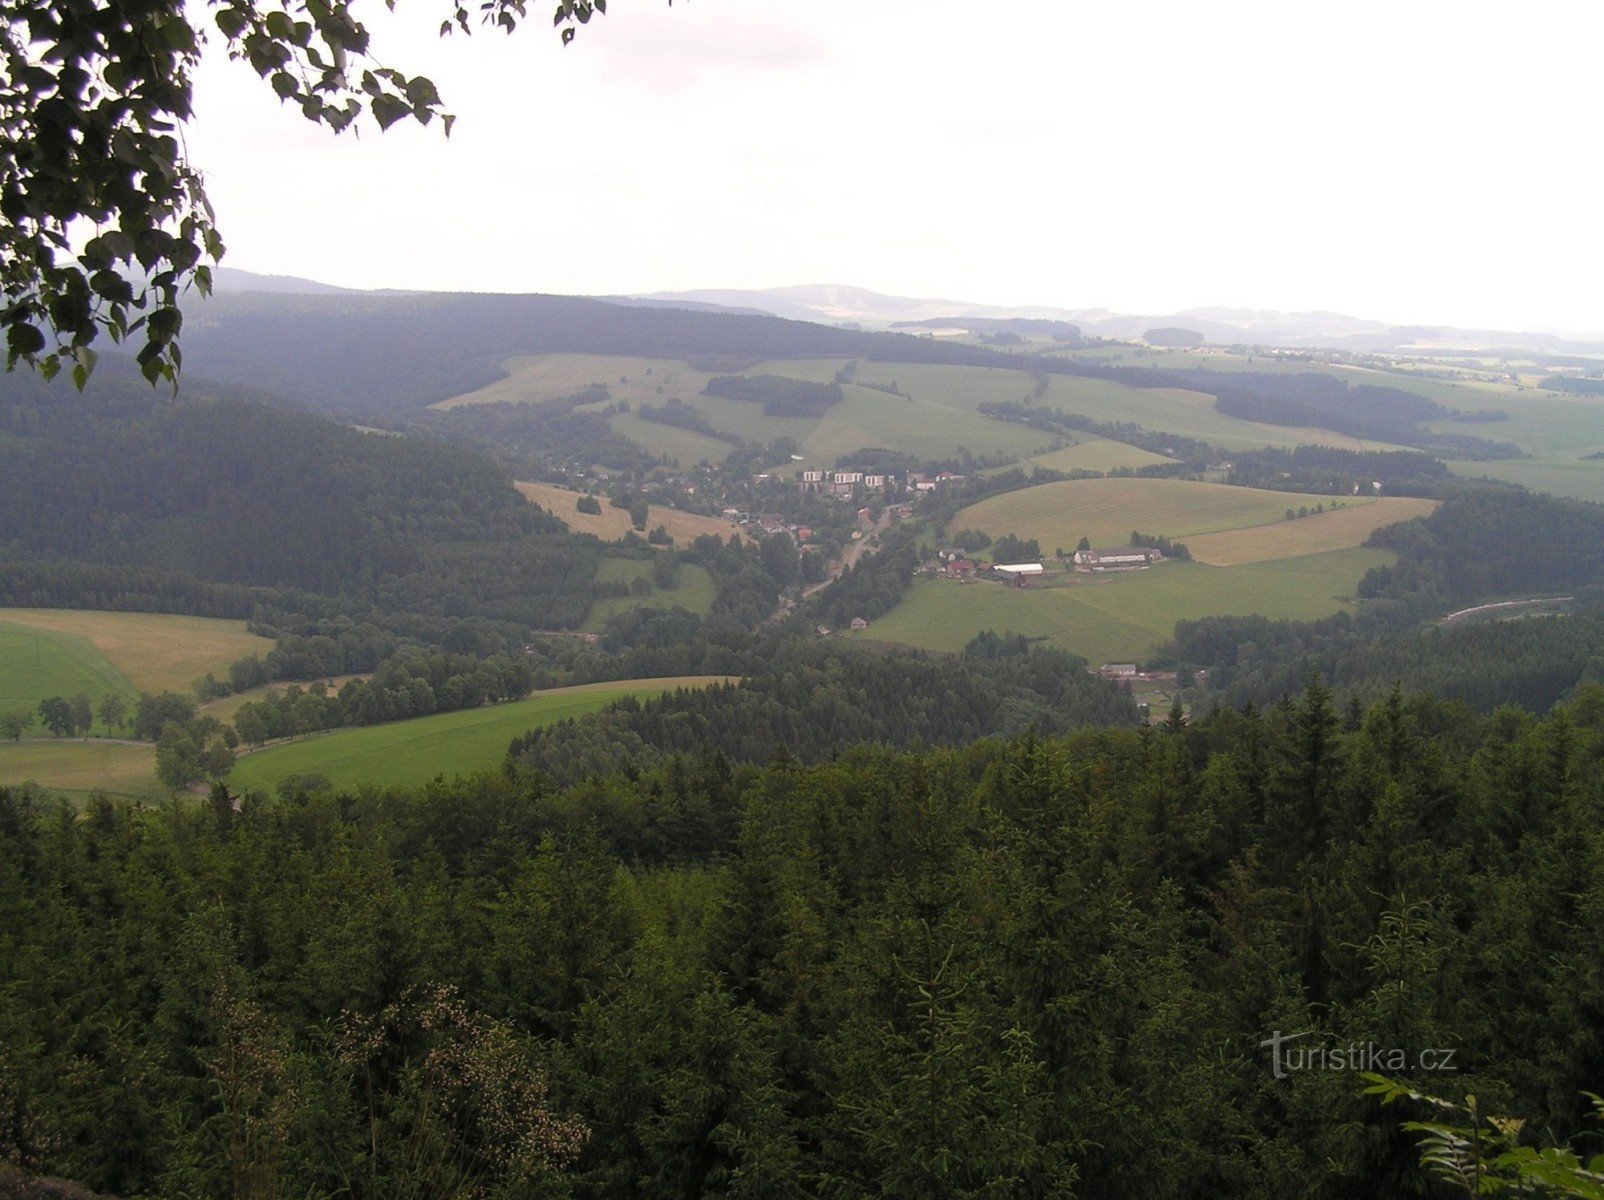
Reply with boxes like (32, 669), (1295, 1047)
(1365, 1074), (1604, 1198)
(0, 0), (657, 385)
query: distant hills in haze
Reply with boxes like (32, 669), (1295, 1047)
(209, 268), (1604, 356)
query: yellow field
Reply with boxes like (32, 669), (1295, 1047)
(0, 740), (159, 800)
(0, 609), (273, 695)
(1023, 439), (1175, 473)
(1185, 497), (1438, 565)
(949, 477), (1375, 552)
(514, 481), (744, 545)
(434, 354), (720, 410)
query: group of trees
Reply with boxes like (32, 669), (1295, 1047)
(232, 653), (537, 744)
(704, 374), (844, 417)
(509, 638), (1137, 784)
(5, 680), (1604, 1197)
(1225, 445), (1451, 498)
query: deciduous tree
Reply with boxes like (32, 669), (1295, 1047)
(1, 0), (645, 383)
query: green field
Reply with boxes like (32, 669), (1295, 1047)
(0, 609), (272, 696)
(0, 622), (138, 716)
(860, 549), (1392, 662)
(950, 477), (1370, 552)
(229, 677), (734, 792)
(0, 739), (160, 802)
(609, 411), (735, 467)
(1020, 439), (1175, 474)
(442, 354), (1055, 468)
(1448, 457), (1604, 506)
(581, 558), (717, 632)
(1038, 375), (1409, 453)
(1184, 497), (1438, 565)
(433, 354), (724, 410)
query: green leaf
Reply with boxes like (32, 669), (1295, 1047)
(148, 306), (183, 341)
(370, 93), (411, 130)
(7, 322), (46, 359)
(215, 6), (248, 39)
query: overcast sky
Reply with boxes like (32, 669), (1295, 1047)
(187, 0), (1604, 333)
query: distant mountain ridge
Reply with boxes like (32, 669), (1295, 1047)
(204, 269), (1604, 355)
(636, 284), (1604, 354)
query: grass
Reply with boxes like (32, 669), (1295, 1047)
(0, 739), (160, 803)
(1021, 439), (1175, 473)
(860, 548), (1392, 662)
(433, 354), (720, 410)
(1038, 375), (1411, 453)
(0, 622), (138, 715)
(950, 477), (1373, 552)
(580, 559), (717, 632)
(1447, 458), (1604, 506)
(229, 677), (736, 792)
(1184, 497), (1438, 565)
(0, 612), (269, 709)
(608, 411), (736, 467)
(514, 481), (742, 546)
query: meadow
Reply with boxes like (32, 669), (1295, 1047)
(514, 481), (741, 545)
(1018, 439), (1174, 474)
(580, 558), (717, 632)
(433, 354), (723, 411)
(949, 477), (1370, 553)
(1183, 497), (1438, 565)
(0, 622), (138, 714)
(860, 548), (1393, 662)
(1447, 458), (1604, 506)
(0, 740), (160, 803)
(229, 677), (735, 792)
(0, 609), (271, 708)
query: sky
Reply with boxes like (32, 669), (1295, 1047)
(187, 0), (1604, 333)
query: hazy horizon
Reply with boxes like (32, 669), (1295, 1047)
(187, 1), (1604, 333)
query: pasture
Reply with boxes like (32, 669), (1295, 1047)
(1184, 497), (1438, 565)
(0, 609), (271, 699)
(229, 677), (735, 792)
(949, 477), (1369, 553)
(0, 622), (137, 715)
(861, 549), (1392, 662)
(581, 558), (717, 632)
(434, 354), (722, 410)
(515, 481), (742, 545)
(1038, 375), (1411, 453)
(1447, 458), (1604, 506)
(1021, 439), (1175, 474)
(0, 740), (160, 803)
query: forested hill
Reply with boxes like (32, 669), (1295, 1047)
(0, 367), (599, 626)
(5, 684), (1604, 1197)
(510, 641), (1138, 783)
(178, 291), (1012, 416)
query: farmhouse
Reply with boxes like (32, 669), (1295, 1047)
(850, 616), (869, 631)
(1100, 663), (1139, 677)
(1074, 546), (1161, 572)
(993, 562), (1044, 587)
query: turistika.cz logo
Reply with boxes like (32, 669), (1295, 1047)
(1259, 1030), (1459, 1080)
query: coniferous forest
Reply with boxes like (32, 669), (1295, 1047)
(4, 682), (1604, 1199)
